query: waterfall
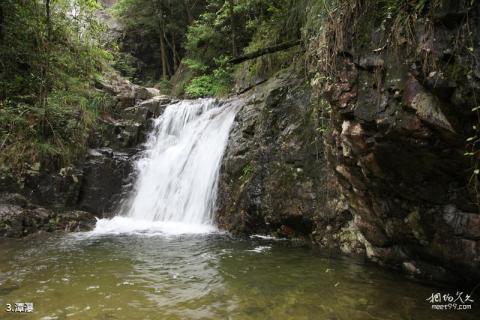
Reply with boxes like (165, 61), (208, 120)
(93, 98), (240, 235)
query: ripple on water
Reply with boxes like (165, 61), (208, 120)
(0, 233), (479, 320)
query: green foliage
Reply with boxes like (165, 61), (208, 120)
(302, 0), (337, 39)
(182, 0), (311, 94)
(113, 51), (138, 80)
(155, 79), (173, 95)
(183, 59), (209, 73)
(239, 162), (254, 188)
(185, 68), (232, 98)
(113, 0), (207, 82)
(114, 0), (316, 93)
(0, 0), (111, 172)
(185, 0), (305, 66)
(0, 89), (112, 171)
(185, 56), (233, 98)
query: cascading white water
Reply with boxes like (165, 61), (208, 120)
(92, 98), (240, 235)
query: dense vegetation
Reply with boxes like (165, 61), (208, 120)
(0, 0), (328, 174)
(114, 0), (322, 96)
(0, 0), (112, 173)
(4, 0), (463, 173)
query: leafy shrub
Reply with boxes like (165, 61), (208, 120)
(0, 0), (112, 173)
(185, 59), (233, 98)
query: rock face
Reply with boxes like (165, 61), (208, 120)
(0, 193), (95, 237)
(96, 1), (122, 42)
(81, 74), (173, 216)
(318, 1), (480, 283)
(0, 72), (173, 236)
(216, 69), (360, 249)
(76, 148), (133, 215)
(75, 75), (172, 216)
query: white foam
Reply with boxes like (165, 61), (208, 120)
(250, 234), (277, 240)
(123, 99), (240, 225)
(246, 245), (272, 253)
(90, 216), (218, 236)
(88, 99), (241, 236)
(250, 234), (288, 241)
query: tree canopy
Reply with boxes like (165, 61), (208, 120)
(0, 0), (112, 172)
(114, 0), (315, 95)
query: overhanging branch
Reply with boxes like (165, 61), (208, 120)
(228, 39), (302, 64)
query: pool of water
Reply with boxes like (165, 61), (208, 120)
(0, 231), (478, 320)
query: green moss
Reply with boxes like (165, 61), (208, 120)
(240, 163), (254, 186)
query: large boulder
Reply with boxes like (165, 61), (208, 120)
(0, 203), (31, 237)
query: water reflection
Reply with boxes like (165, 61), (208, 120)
(0, 233), (479, 320)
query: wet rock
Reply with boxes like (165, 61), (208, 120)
(443, 205), (480, 240)
(57, 210), (96, 232)
(77, 148), (133, 216)
(112, 120), (144, 148)
(319, 0), (480, 283)
(0, 193), (29, 207)
(122, 105), (151, 123)
(216, 70), (360, 250)
(0, 204), (28, 237)
(0, 193), (96, 237)
(0, 168), (84, 211)
(404, 76), (455, 132)
(402, 261), (421, 275)
(114, 89), (136, 110)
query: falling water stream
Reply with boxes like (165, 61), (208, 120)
(94, 98), (239, 235)
(1, 99), (479, 319)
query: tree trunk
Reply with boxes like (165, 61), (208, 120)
(42, 0), (53, 135)
(171, 33), (179, 72)
(228, 0), (237, 56)
(152, 0), (168, 80)
(169, 1), (179, 72)
(164, 31), (172, 77)
(183, 0), (193, 23)
(160, 31), (168, 80)
(45, 0), (51, 41)
(0, 3), (4, 42)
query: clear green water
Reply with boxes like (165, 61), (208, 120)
(0, 232), (478, 320)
